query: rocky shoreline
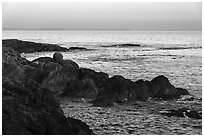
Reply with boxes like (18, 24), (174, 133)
(2, 39), (202, 135)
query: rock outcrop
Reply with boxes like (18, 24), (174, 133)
(62, 79), (98, 98)
(148, 75), (189, 100)
(91, 75), (190, 107)
(148, 75), (178, 99)
(2, 39), (69, 53)
(2, 78), (94, 135)
(79, 68), (109, 88)
(2, 40), (94, 135)
(90, 75), (149, 107)
(160, 107), (202, 119)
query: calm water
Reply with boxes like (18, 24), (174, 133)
(2, 30), (202, 97)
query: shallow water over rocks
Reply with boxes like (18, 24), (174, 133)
(60, 97), (202, 135)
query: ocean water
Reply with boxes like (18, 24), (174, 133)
(2, 30), (202, 97)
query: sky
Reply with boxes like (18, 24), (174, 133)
(2, 2), (202, 30)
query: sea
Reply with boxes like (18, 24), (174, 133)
(2, 30), (202, 97)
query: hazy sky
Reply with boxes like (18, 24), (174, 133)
(2, 2), (202, 30)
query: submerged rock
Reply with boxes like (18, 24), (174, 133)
(160, 107), (202, 119)
(148, 75), (178, 100)
(69, 47), (87, 50)
(103, 43), (141, 48)
(90, 97), (115, 107)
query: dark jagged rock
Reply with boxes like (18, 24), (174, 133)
(69, 47), (87, 50)
(2, 41), (94, 135)
(62, 79), (98, 98)
(102, 43), (141, 48)
(90, 75), (149, 107)
(31, 53), (80, 94)
(79, 68), (109, 88)
(131, 79), (150, 101)
(148, 75), (178, 100)
(2, 46), (26, 80)
(2, 78), (94, 135)
(160, 107), (202, 119)
(2, 46), (31, 68)
(41, 67), (78, 94)
(91, 75), (191, 107)
(3, 63), (24, 80)
(97, 75), (130, 97)
(41, 59), (80, 94)
(53, 52), (64, 64)
(176, 87), (189, 96)
(2, 39), (69, 53)
(148, 75), (190, 100)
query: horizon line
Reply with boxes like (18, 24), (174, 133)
(2, 28), (202, 31)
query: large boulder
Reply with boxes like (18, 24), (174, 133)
(53, 52), (64, 64)
(3, 63), (24, 80)
(62, 79), (98, 98)
(91, 75), (149, 107)
(129, 79), (149, 101)
(148, 75), (190, 100)
(2, 78), (94, 135)
(160, 107), (202, 119)
(79, 68), (109, 88)
(148, 75), (178, 100)
(31, 53), (80, 94)
(2, 39), (69, 53)
(2, 46), (27, 80)
(2, 46), (23, 65)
